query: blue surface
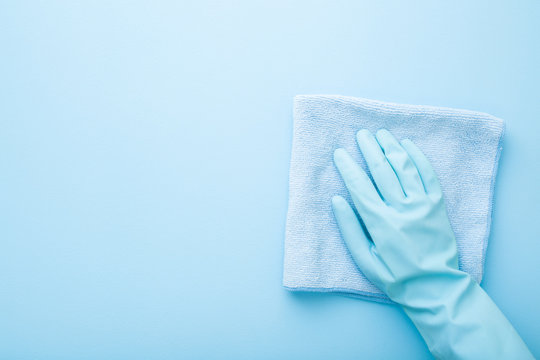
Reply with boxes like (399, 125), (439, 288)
(0, 1), (538, 359)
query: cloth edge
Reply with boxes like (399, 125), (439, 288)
(478, 120), (506, 284)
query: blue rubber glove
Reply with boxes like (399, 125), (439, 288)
(332, 129), (533, 360)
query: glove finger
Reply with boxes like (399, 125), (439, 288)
(374, 129), (425, 198)
(331, 195), (383, 281)
(400, 139), (442, 198)
(356, 129), (405, 205)
(333, 148), (386, 218)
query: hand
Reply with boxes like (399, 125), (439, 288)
(332, 129), (458, 300)
(331, 129), (533, 359)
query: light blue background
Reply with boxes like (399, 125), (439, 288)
(1, 1), (538, 359)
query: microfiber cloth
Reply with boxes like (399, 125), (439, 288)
(283, 95), (505, 303)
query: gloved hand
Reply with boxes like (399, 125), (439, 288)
(332, 129), (533, 360)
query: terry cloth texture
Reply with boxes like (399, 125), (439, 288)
(283, 95), (505, 303)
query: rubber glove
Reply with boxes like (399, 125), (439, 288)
(332, 129), (533, 360)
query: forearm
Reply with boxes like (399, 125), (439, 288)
(400, 273), (533, 360)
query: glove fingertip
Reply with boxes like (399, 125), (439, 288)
(331, 195), (346, 207)
(333, 148), (348, 164)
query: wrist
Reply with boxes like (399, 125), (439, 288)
(389, 268), (473, 312)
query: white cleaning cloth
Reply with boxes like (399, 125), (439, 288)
(283, 95), (504, 302)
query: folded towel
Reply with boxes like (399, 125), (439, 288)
(283, 95), (505, 303)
